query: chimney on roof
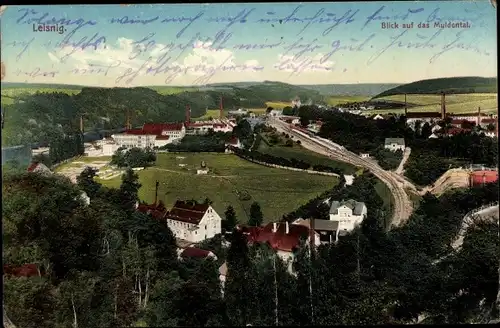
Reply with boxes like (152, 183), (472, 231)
(273, 222), (277, 233)
(285, 221), (289, 234)
(441, 92), (446, 120)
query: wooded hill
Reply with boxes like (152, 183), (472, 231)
(1, 82), (322, 147)
(373, 77), (498, 98)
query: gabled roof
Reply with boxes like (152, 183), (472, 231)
(406, 112), (442, 119)
(295, 218), (339, 232)
(384, 138), (405, 146)
(241, 222), (311, 252)
(330, 199), (366, 215)
(180, 247), (213, 259)
(166, 201), (209, 225)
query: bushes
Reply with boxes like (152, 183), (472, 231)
(374, 147), (403, 170)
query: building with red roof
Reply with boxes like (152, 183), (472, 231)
(238, 221), (320, 272)
(136, 200), (222, 243)
(27, 162), (52, 175)
(469, 170), (499, 186)
(3, 264), (43, 278)
(225, 136), (242, 153)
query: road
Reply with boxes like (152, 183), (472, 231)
(452, 203), (499, 250)
(396, 147), (411, 175)
(267, 117), (414, 227)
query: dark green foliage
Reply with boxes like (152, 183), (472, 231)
(224, 205), (238, 231)
(373, 147), (403, 170)
(248, 202), (263, 227)
(49, 131), (84, 164)
(77, 166), (102, 198)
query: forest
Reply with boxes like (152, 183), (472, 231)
(3, 163), (498, 326)
(1, 82), (322, 147)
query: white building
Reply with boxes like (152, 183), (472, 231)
(137, 200), (222, 243)
(329, 199), (367, 233)
(384, 138), (406, 152)
(269, 109), (283, 117)
(292, 98), (302, 108)
(225, 137), (242, 153)
(373, 114), (385, 120)
(186, 119), (234, 135)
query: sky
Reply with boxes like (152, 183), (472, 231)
(0, 1), (497, 87)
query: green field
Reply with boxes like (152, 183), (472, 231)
(194, 108), (267, 120)
(1, 87), (81, 97)
(257, 137), (358, 175)
(325, 95), (370, 106)
(367, 93), (497, 115)
(265, 101), (292, 109)
(97, 153), (339, 223)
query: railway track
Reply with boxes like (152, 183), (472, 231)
(268, 118), (413, 227)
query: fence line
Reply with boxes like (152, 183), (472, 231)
(236, 155), (340, 177)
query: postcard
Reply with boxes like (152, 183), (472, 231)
(2, 2), (499, 327)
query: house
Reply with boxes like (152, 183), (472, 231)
(3, 264), (43, 277)
(384, 138), (405, 152)
(405, 112), (442, 129)
(292, 97), (302, 108)
(225, 136), (242, 153)
(343, 174), (354, 186)
(269, 109), (283, 117)
(329, 199), (367, 232)
(186, 119), (233, 135)
(293, 218), (341, 244)
(373, 114), (385, 120)
(239, 222), (320, 273)
(27, 162), (52, 175)
(137, 200), (222, 243)
(469, 170), (499, 186)
(178, 246), (217, 261)
(360, 153), (370, 158)
(228, 108), (248, 116)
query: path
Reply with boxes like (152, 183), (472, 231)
(395, 147), (411, 175)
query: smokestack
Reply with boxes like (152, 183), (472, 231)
(285, 221), (289, 234)
(404, 94), (407, 116)
(154, 181), (159, 205)
(220, 96), (224, 119)
(273, 222), (277, 233)
(441, 92), (446, 120)
(186, 105), (191, 124)
(477, 107), (481, 126)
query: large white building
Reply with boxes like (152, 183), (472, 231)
(186, 119), (235, 135)
(329, 199), (367, 233)
(111, 123), (186, 149)
(137, 200), (222, 243)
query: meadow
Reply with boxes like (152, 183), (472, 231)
(367, 93), (498, 115)
(96, 153), (339, 223)
(193, 108), (267, 120)
(325, 95), (370, 106)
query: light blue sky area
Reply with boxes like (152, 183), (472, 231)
(1, 1), (497, 86)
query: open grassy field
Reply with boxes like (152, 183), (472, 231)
(325, 95), (370, 106)
(148, 86), (199, 95)
(96, 153), (339, 223)
(367, 93), (497, 115)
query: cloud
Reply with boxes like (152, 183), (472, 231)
(274, 53), (335, 73)
(48, 52), (60, 63)
(52, 38), (261, 80)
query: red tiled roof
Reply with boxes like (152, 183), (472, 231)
(166, 201), (209, 225)
(137, 202), (167, 219)
(180, 247), (212, 258)
(451, 119), (472, 125)
(3, 264), (41, 277)
(241, 222), (311, 252)
(125, 129), (152, 135)
(447, 128), (472, 135)
(480, 118), (496, 124)
(27, 162), (39, 172)
(227, 136), (239, 145)
(143, 123), (184, 134)
(470, 170), (499, 185)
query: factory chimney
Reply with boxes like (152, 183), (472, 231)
(220, 96), (224, 119)
(404, 94), (408, 116)
(440, 92), (446, 120)
(186, 104), (191, 124)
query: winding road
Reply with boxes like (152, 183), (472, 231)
(267, 117), (414, 227)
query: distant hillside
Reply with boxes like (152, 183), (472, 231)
(373, 77), (498, 98)
(1, 82), (83, 90)
(1, 82), (322, 147)
(298, 83), (401, 96)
